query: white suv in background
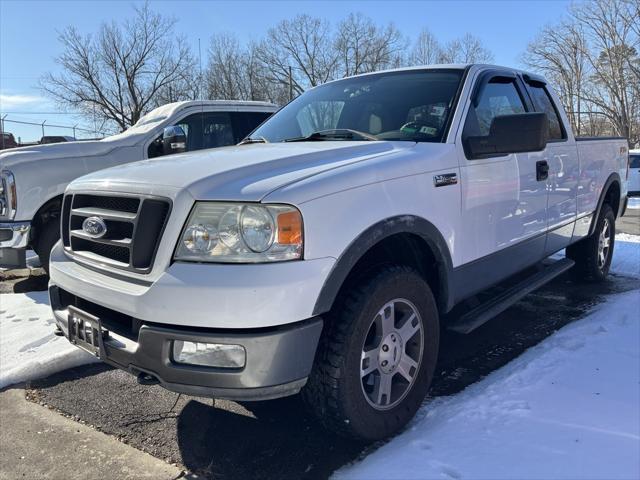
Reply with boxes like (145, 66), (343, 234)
(0, 100), (277, 271)
(629, 149), (640, 195)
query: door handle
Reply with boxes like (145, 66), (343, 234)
(536, 160), (549, 181)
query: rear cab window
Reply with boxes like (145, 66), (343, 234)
(524, 80), (566, 141)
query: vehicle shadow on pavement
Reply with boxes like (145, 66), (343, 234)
(176, 397), (366, 479)
(29, 364), (368, 480)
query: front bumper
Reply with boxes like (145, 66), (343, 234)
(0, 221), (30, 268)
(49, 242), (334, 329)
(0, 221), (30, 248)
(50, 284), (323, 400)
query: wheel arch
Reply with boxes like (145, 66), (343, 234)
(312, 216), (454, 317)
(30, 194), (63, 248)
(589, 173), (622, 236)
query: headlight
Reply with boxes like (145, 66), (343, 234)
(0, 171), (16, 220)
(174, 202), (303, 263)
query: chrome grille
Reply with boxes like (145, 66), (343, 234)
(62, 192), (171, 272)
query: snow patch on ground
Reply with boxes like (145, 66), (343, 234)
(336, 235), (640, 480)
(336, 290), (640, 480)
(0, 291), (97, 389)
(613, 233), (640, 277)
(626, 197), (640, 209)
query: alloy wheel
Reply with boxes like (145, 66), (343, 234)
(360, 298), (424, 410)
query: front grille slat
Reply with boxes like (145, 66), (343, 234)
(63, 192), (171, 273)
(71, 207), (137, 221)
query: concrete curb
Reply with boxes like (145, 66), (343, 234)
(0, 387), (183, 479)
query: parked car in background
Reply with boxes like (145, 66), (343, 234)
(0, 100), (277, 271)
(40, 135), (76, 144)
(629, 149), (640, 195)
(49, 64), (628, 441)
(0, 132), (18, 150)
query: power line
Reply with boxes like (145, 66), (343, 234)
(0, 111), (86, 115)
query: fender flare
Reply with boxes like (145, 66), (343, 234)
(30, 193), (64, 243)
(588, 172), (622, 236)
(312, 215), (454, 316)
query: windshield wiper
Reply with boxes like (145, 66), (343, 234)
(238, 136), (268, 145)
(284, 129), (378, 142)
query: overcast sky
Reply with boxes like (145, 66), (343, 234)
(0, 0), (574, 141)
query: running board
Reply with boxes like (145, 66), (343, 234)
(447, 258), (575, 334)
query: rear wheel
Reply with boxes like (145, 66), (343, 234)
(302, 265), (439, 441)
(567, 203), (615, 282)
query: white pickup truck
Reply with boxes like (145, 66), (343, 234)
(0, 100), (277, 270)
(49, 64), (629, 441)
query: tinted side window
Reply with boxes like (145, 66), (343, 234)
(201, 112), (234, 150)
(463, 79), (526, 138)
(147, 112), (235, 158)
(527, 85), (565, 141)
(232, 111), (273, 142)
(630, 155), (640, 169)
(175, 113), (203, 151)
(176, 112), (234, 151)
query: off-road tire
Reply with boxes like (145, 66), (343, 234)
(566, 203), (615, 282)
(35, 220), (60, 275)
(302, 265), (439, 441)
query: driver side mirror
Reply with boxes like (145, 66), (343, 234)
(162, 125), (187, 156)
(465, 112), (549, 159)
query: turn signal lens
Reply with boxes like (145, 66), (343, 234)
(277, 211), (303, 245)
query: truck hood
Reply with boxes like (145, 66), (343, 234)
(71, 141), (415, 201)
(0, 139), (132, 170)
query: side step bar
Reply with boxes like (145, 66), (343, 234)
(447, 258), (575, 334)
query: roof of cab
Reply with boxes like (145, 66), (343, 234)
(322, 63), (544, 85)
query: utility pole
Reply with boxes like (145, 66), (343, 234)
(0, 114), (5, 149)
(198, 38), (203, 101)
(288, 66), (293, 102)
(41, 120), (46, 140)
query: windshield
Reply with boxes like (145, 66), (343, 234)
(251, 69), (464, 143)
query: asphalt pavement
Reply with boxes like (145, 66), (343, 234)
(0, 388), (183, 480)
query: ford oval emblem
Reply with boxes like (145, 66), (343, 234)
(82, 216), (107, 239)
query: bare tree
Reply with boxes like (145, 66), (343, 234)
(524, 0), (638, 145)
(206, 33), (249, 100)
(256, 14), (338, 97)
(524, 22), (589, 135)
(41, 3), (195, 131)
(154, 47), (200, 106)
(409, 29), (443, 65)
(440, 33), (494, 64)
(571, 0), (639, 144)
(205, 34), (289, 104)
(334, 13), (406, 76)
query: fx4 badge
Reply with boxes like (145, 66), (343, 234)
(433, 173), (458, 187)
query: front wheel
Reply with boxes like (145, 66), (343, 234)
(302, 266), (439, 441)
(35, 220), (60, 275)
(567, 203), (615, 282)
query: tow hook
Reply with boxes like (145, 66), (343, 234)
(136, 371), (161, 386)
(53, 326), (64, 337)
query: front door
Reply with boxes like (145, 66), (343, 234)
(455, 70), (548, 297)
